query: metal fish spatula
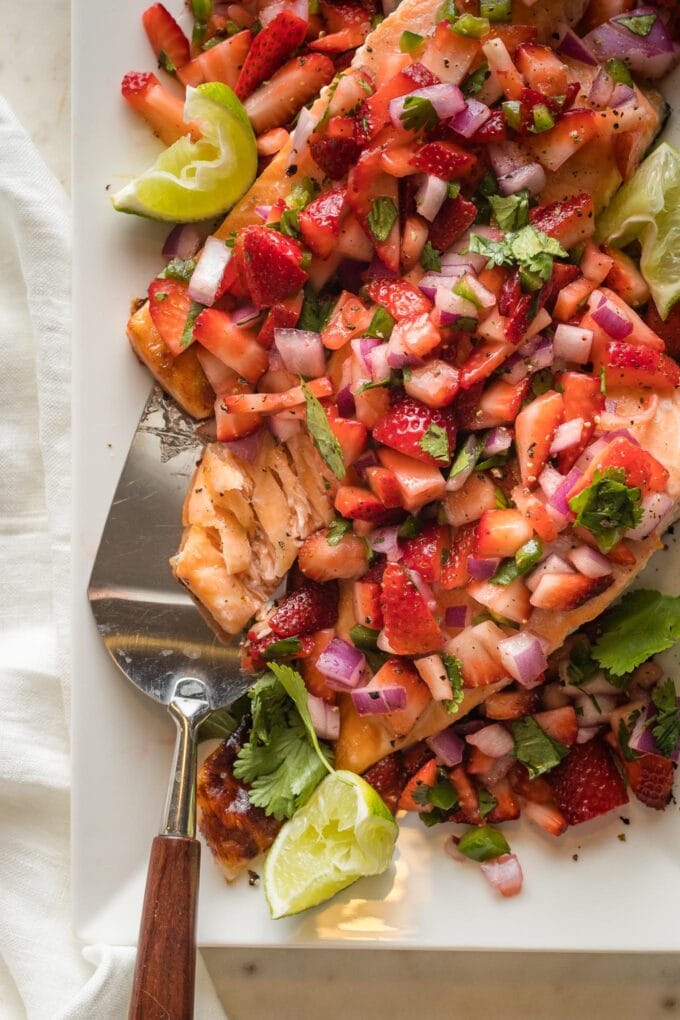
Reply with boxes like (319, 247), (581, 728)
(88, 385), (250, 1020)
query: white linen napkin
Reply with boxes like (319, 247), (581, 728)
(0, 96), (227, 1020)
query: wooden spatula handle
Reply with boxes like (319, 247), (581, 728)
(129, 834), (201, 1020)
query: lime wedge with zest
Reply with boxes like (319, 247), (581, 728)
(597, 142), (680, 318)
(112, 81), (257, 222)
(263, 770), (397, 919)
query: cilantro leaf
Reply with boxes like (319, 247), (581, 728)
(458, 824), (510, 861)
(442, 654), (464, 714)
(302, 380), (346, 480)
(400, 95), (438, 131)
(468, 232), (513, 269)
(158, 257), (197, 283)
(298, 285), (334, 332)
(276, 208), (300, 238)
(512, 715), (568, 779)
(421, 241), (442, 272)
(268, 662), (334, 774)
(616, 12), (656, 35)
(180, 301), (203, 350)
(368, 197), (398, 242)
(462, 61), (490, 97)
(420, 422), (450, 462)
(263, 637), (303, 661)
(565, 635), (601, 686)
(449, 435), (483, 479)
(489, 190), (530, 232)
(509, 225), (567, 282)
(592, 590), (680, 677)
(568, 467), (642, 553)
(326, 517), (352, 546)
(650, 678), (680, 758)
(477, 787), (498, 818)
(366, 305), (395, 339)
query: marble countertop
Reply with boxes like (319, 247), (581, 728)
(2, 3), (679, 1018)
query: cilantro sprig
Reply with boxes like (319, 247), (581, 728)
(512, 715), (568, 779)
(468, 225), (567, 284)
(368, 197), (398, 242)
(568, 467), (642, 553)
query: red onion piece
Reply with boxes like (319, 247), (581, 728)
(488, 140), (530, 178)
(450, 98), (492, 138)
(162, 223), (202, 259)
(625, 491), (675, 540)
(231, 303), (260, 326)
(441, 249), (486, 275)
(369, 525), (402, 561)
(255, 204), (272, 221)
(466, 723), (515, 758)
(576, 725), (602, 744)
(426, 725), (465, 767)
(575, 693), (617, 727)
(480, 853), (523, 897)
(592, 298), (633, 340)
(549, 467), (583, 517)
(416, 174), (449, 222)
(351, 336), (382, 374)
(498, 631), (548, 686)
(549, 417), (584, 455)
(629, 696), (680, 762)
(224, 428), (265, 463)
(557, 25), (598, 66)
(444, 604), (469, 629)
(612, 82), (636, 107)
(269, 413), (301, 443)
(317, 637), (367, 690)
(352, 684), (407, 715)
(188, 236), (232, 306)
(415, 654), (453, 700)
(435, 287), (478, 326)
(467, 556), (501, 581)
(389, 84), (466, 131)
(307, 692), (340, 741)
(444, 834), (466, 862)
(498, 162), (546, 197)
(502, 352), (530, 385)
(538, 464), (565, 501)
(584, 9), (678, 79)
(274, 328), (326, 377)
(336, 385), (356, 418)
(289, 105), (316, 165)
(418, 270), (465, 299)
(366, 342), (391, 383)
(526, 554), (574, 592)
(575, 437), (608, 471)
(529, 338), (554, 372)
(463, 273), (497, 310)
(483, 426), (512, 457)
(353, 449), (379, 477)
(567, 544), (613, 579)
(596, 427), (639, 447)
(588, 67), (614, 109)
(553, 323), (593, 364)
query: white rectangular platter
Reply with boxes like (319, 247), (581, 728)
(72, 0), (680, 948)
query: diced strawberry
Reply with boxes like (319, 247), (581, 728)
(570, 435), (669, 499)
(373, 393), (456, 467)
(469, 378), (529, 429)
(522, 799), (568, 836)
(529, 193), (595, 250)
(529, 572), (613, 611)
(366, 278), (432, 320)
(466, 576), (532, 625)
(623, 753), (675, 811)
(444, 473), (498, 528)
(148, 277), (197, 357)
(300, 629), (338, 704)
(257, 293), (304, 349)
(269, 580), (339, 637)
(528, 109), (598, 173)
(515, 42), (568, 97)
(321, 291), (373, 350)
(548, 737), (628, 826)
(534, 707), (578, 747)
(368, 658), (433, 738)
(245, 53), (335, 136)
(354, 71), (416, 144)
(179, 30), (252, 89)
(468, 108), (506, 143)
(410, 141), (477, 181)
(644, 300), (680, 363)
(362, 752), (406, 814)
(310, 133), (362, 180)
(397, 757), (438, 812)
(121, 71), (193, 147)
(320, 0), (375, 33)
(353, 579), (384, 629)
(354, 385), (392, 429)
(377, 448), (446, 512)
(389, 313), (441, 360)
(485, 778), (521, 823)
(244, 629), (316, 671)
(428, 195), (477, 251)
(514, 390), (564, 488)
(459, 341), (513, 390)
(365, 465), (404, 508)
(538, 261), (580, 312)
(402, 61), (441, 88)
(233, 226), (308, 308)
(447, 623), (507, 688)
(511, 485), (559, 543)
(466, 745), (497, 776)
(309, 22), (370, 52)
(235, 11), (308, 99)
(400, 523), (448, 584)
(335, 485), (395, 521)
(554, 371), (604, 474)
(448, 765), (482, 824)
(510, 763), (554, 804)
(347, 149), (400, 272)
(440, 521), (477, 590)
(485, 688), (538, 721)
(475, 509), (533, 559)
(193, 308), (269, 382)
(603, 246), (650, 307)
(595, 340), (680, 392)
(380, 563), (444, 655)
(553, 276), (596, 322)
(497, 270), (533, 344)
(223, 377), (332, 414)
(142, 4), (190, 72)
(580, 242), (614, 286)
(404, 360), (460, 408)
(214, 384), (262, 441)
(326, 405), (367, 467)
(420, 21), (478, 86)
(298, 186), (347, 259)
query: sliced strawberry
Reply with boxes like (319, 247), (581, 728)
(269, 580), (339, 637)
(595, 340), (680, 392)
(148, 278), (197, 357)
(335, 485), (396, 522)
(400, 523), (448, 584)
(534, 707), (578, 748)
(440, 521), (477, 590)
(554, 371), (604, 474)
(366, 278), (432, 320)
(373, 393), (456, 467)
(529, 572), (613, 611)
(402, 61), (441, 88)
(570, 435), (669, 499)
(449, 765), (482, 824)
(528, 109), (598, 174)
(475, 509), (534, 559)
(377, 448), (446, 512)
(499, 272), (534, 344)
(244, 53), (335, 135)
(367, 659), (433, 737)
(353, 579), (384, 629)
(193, 308), (269, 382)
(121, 71), (192, 147)
(404, 359), (460, 409)
(380, 563), (444, 655)
(362, 752), (406, 814)
(485, 778), (521, 823)
(397, 757), (438, 812)
(310, 134), (361, 180)
(548, 737), (628, 826)
(428, 195), (477, 251)
(354, 71), (416, 144)
(468, 108), (506, 143)
(245, 630), (316, 671)
(179, 30), (252, 89)
(511, 485), (559, 543)
(347, 149), (400, 272)
(515, 42), (568, 97)
(235, 11), (308, 99)
(326, 405), (368, 466)
(468, 378), (529, 429)
(214, 384), (262, 441)
(257, 293), (304, 349)
(309, 23), (370, 52)
(529, 193), (595, 250)
(365, 465), (404, 509)
(522, 799), (568, 836)
(298, 186), (347, 259)
(514, 389), (564, 488)
(444, 473), (498, 528)
(321, 291), (373, 350)
(142, 4), (190, 72)
(459, 341), (513, 390)
(233, 226), (308, 308)
(538, 261), (580, 312)
(603, 246), (650, 307)
(410, 141), (477, 181)
(623, 753), (675, 811)
(485, 688), (538, 721)
(466, 576), (532, 625)
(446, 623), (507, 688)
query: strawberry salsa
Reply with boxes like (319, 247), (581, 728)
(129, 0), (680, 899)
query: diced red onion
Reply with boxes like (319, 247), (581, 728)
(188, 236), (232, 306)
(317, 637), (366, 690)
(231, 303), (260, 326)
(444, 834), (466, 861)
(549, 417), (584, 455)
(337, 384), (356, 418)
(454, 718), (486, 737)
(575, 693), (617, 727)
(592, 298), (633, 339)
(466, 723), (515, 758)
(498, 631), (548, 687)
(307, 692), (340, 741)
(624, 491), (675, 541)
(528, 337), (553, 371)
(415, 654), (453, 700)
(498, 162), (546, 198)
(255, 204), (272, 221)
(567, 544), (613, 578)
(268, 413), (301, 443)
(480, 752), (515, 786)
(445, 604), (470, 629)
(369, 525), (402, 561)
(351, 336), (382, 375)
(162, 223), (202, 259)
(389, 84), (466, 131)
(588, 67), (614, 109)
(450, 98), (492, 138)
(441, 248), (486, 275)
(366, 342), (391, 383)
(611, 82), (636, 107)
(408, 568), (438, 611)
(553, 323), (593, 364)
(415, 174), (448, 222)
(502, 352), (530, 385)
(526, 554), (574, 592)
(629, 696), (680, 762)
(435, 287), (478, 326)
(446, 434), (481, 492)
(576, 725), (601, 744)
(584, 9), (678, 80)
(427, 726), (465, 767)
(480, 854), (523, 897)
(224, 428), (264, 463)
(538, 464), (565, 500)
(557, 25), (598, 66)
(467, 556), (501, 581)
(274, 328), (326, 378)
(575, 437), (608, 471)
(483, 426), (512, 457)
(353, 449), (379, 477)
(418, 270), (465, 299)
(549, 467), (583, 517)
(351, 684), (407, 715)
(289, 105), (316, 165)
(488, 140), (530, 178)
(596, 427), (639, 447)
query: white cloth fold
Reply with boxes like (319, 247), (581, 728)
(0, 97), (227, 1020)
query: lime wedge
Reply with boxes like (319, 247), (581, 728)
(112, 82), (257, 222)
(597, 142), (680, 318)
(263, 770), (397, 919)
